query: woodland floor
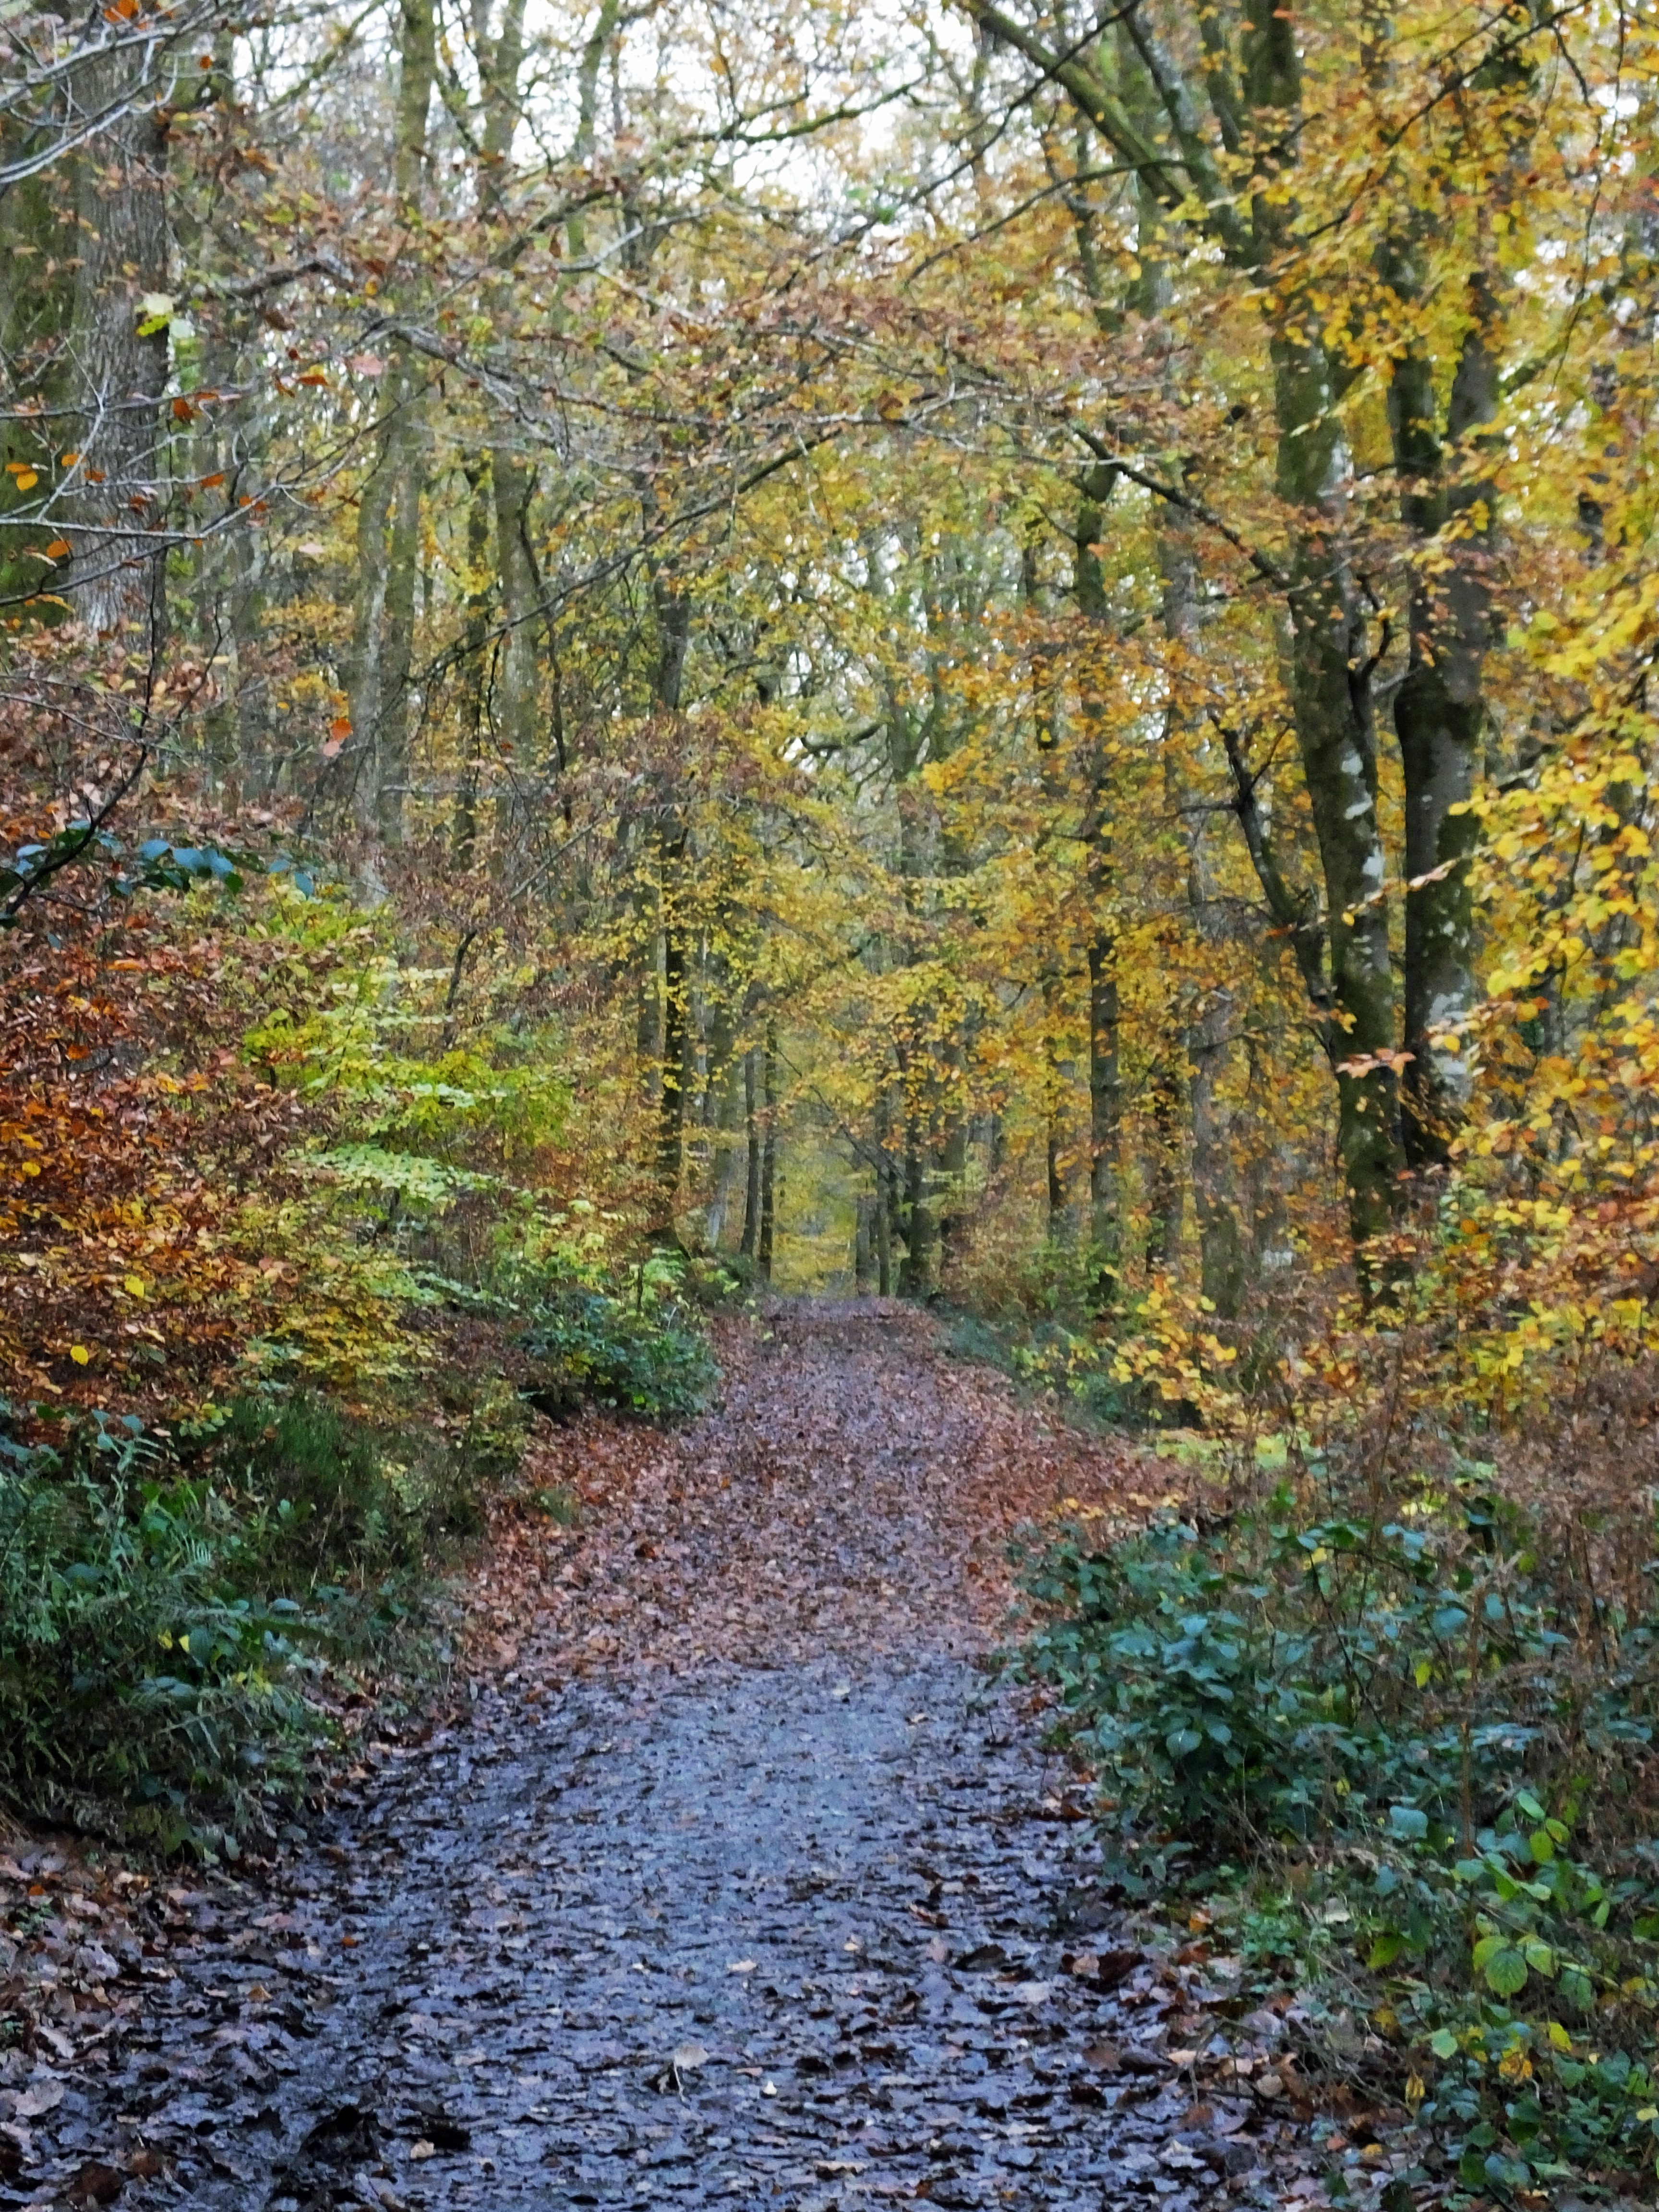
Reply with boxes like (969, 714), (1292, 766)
(1, 1303), (1341, 2212)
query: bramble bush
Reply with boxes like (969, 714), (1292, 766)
(1019, 1469), (1659, 2197)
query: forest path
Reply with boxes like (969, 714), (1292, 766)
(25, 1305), (1307, 2212)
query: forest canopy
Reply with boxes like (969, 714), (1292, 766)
(2, 0), (1657, 1364)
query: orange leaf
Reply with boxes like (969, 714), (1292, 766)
(45, 539), (70, 557)
(199, 471), (225, 489)
(171, 397), (196, 422)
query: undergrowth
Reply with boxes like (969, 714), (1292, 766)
(0, 1262), (716, 1856)
(0, 1389), (484, 1857)
(1018, 1463), (1659, 2202)
(515, 1252), (721, 1422)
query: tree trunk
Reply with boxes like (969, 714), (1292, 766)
(1042, 963), (1070, 1238)
(874, 1089), (895, 1296)
(1390, 284), (1498, 1164)
(345, 0), (435, 843)
(1144, 1056), (1184, 1271)
(1076, 494), (1123, 1285)
(453, 459), (493, 865)
(374, 413), (423, 846)
(64, 70), (170, 652)
(740, 1046), (762, 1260)
(702, 989), (742, 1248)
(758, 1021), (777, 1280)
(656, 828), (689, 1196)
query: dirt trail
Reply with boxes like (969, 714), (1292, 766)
(2, 1305), (1313, 2212)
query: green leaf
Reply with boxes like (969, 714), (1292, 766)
(1430, 2028), (1459, 2059)
(1481, 1945), (1529, 1996)
(1388, 1804), (1428, 1840)
(1368, 1930), (1405, 1970)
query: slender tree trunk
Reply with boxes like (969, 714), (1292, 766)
(1144, 1056), (1184, 1271)
(1075, 493), (1122, 1284)
(63, 69), (170, 652)
(874, 1089), (895, 1297)
(651, 574), (692, 1194)
(1190, 1010), (1246, 1316)
(453, 459), (493, 865)
(702, 989), (741, 1248)
(345, 0), (435, 843)
(740, 1046), (762, 1260)
(1042, 963), (1070, 1238)
(656, 828), (689, 1196)
(375, 412), (423, 846)
(758, 1021), (777, 1280)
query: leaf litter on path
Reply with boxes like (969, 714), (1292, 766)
(0, 1301), (1353, 2211)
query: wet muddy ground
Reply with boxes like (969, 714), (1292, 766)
(1, 1306), (1336, 2211)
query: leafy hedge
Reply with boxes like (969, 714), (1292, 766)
(1019, 1480), (1659, 2197)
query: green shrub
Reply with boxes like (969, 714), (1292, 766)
(1021, 1489), (1587, 1849)
(518, 1274), (717, 1423)
(0, 1390), (484, 1854)
(0, 1410), (314, 1852)
(204, 1389), (483, 1612)
(1018, 1479), (1659, 2197)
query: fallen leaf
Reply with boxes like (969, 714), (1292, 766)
(67, 2162), (124, 2204)
(1158, 2140), (1204, 2172)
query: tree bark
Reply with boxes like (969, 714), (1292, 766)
(740, 1043), (763, 1262)
(758, 1020), (777, 1280)
(345, 0), (435, 845)
(1390, 282), (1498, 1163)
(1075, 493), (1122, 1282)
(63, 67), (170, 651)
